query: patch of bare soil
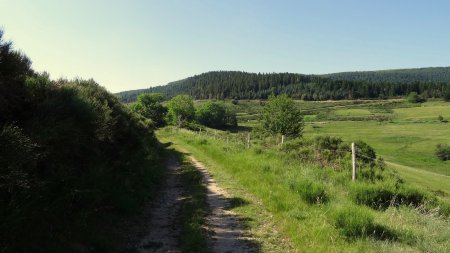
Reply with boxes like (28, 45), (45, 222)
(190, 157), (259, 253)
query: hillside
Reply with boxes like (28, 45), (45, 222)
(117, 70), (450, 102)
(323, 67), (450, 83)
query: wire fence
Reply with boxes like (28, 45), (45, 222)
(171, 127), (379, 161)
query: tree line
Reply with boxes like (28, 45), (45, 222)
(117, 71), (450, 102)
(323, 67), (450, 83)
(131, 93), (237, 129)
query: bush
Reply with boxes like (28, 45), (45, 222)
(435, 144), (450, 161)
(196, 101), (237, 128)
(406, 92), (425, 103)
(333, 205), (374, 238)
(130, 93), (167, 128)
(355, 140), (377, 166)
(290, 179), (328, 204)
(0, 75), (164, 251)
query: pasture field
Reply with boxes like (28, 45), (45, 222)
(233, 99), (450, 197)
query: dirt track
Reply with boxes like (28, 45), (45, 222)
(123, 155), (257, 252)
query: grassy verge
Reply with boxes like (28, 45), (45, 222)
(158, 127), (450, 252)
(175, 152), (210, 253)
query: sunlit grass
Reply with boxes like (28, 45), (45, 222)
(157, 128), (450, 252)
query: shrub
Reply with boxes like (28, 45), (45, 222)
(406, 92), (425, 103)
(333, 205), (375, 238)
(435, 144), (450, 161)
(355, 140), (377, 166)
(314, 136), (349, 165)
(130, 93), (167, 128)
(196, 101), (237, 128)
(290, 179), (328, 204)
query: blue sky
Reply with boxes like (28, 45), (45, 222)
(1, 0), (449, 92)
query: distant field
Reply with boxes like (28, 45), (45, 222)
(305, 102), (450, 173)
(233, 99), (450, 196)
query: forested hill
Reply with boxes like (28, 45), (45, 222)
(117, 70), (450, 102)
(323, 67), (450, 83)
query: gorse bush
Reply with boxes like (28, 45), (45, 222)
(435, 144), (450, 161)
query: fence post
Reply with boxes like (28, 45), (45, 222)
(352, 142), (356, 181)
(247, 132), (251, 149)
(281, 135), (285, 145)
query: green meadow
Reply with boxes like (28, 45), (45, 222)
(234, 100), (450, 198)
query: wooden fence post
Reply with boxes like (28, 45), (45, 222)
(352, 142), (356, 181)
(281, 135), (285, 145)
(247, 132), (251, 149)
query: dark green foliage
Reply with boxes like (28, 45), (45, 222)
(130, 93), (167, 128)
(333, 206), (375, 238)
(0, 32), (163, 251)
(435, 144), (450, 161)
(355, 140), (377, 166)
(351, 183), (436, 210)
(196, 101), (237, 129)
(196, 101), (226, 128)
(313, 136), (349, 166)
(290, 179), (328, 204)
(116, 70), (450, 102)
(262, 94), (304, 137)
(444, 89), (450, 101)
(166, 95), (195, 126)
(351, 184), (398, 210)
(406, 92), (425, 103)
(0, 30), (34, 124)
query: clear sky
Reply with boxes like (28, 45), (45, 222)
(1, 0), (450, 92)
